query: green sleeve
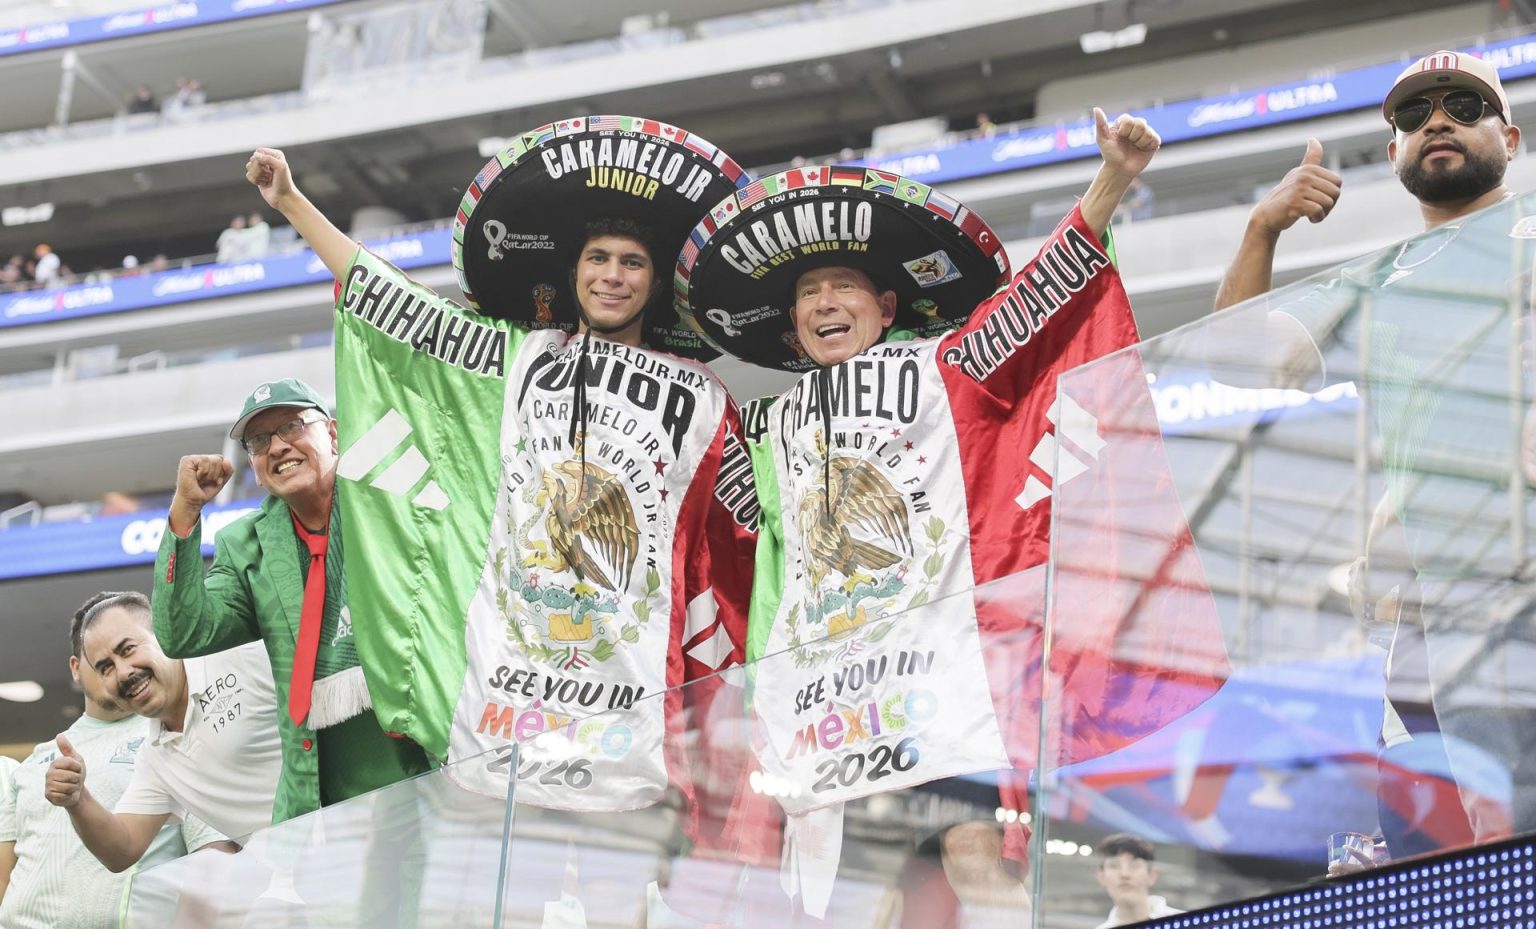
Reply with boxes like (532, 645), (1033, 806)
(744, 397), (784, 664)
(332, 249), (524, 759)
(152, 519), (260, 660)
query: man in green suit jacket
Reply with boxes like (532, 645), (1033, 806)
(152, 378), (432, 822)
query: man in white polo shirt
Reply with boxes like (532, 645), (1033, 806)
(0, 591), (229, 929)
(45, 592), (282, 869)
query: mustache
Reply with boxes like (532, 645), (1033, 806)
(118, 670), (152, 699)
(1420, 139), (1466, 160)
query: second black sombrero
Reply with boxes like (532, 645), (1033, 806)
(452, 115), (749, 361)
(675, 165), (1011, 372)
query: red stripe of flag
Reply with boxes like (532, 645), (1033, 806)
(830, 166), (865, 186)
(713, 151), (745, 184)
(684, 134), (717, 159)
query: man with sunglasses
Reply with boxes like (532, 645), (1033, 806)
(1216, 50), (1518, 309)
(1215, 51), (1536, 850)
(153, 378), (434, 823)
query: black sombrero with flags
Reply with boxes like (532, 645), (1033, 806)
(675, 165), (1012, 372)
(452, 115), (750, 361)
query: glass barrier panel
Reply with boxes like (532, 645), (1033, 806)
(124, 742), (518, 927)
(1037, 192), (1536, 924)
(488, 573), (1104, 929)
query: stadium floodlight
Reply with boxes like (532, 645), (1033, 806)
(0, 681), (43, 703)
(1, 202), (54, 226)
(1079, 22), (1147, 54)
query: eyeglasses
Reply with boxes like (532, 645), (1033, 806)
(242, 414), (324, 454)
(1390, 90), (1495, 134)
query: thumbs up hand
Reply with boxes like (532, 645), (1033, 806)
(1251, 138), (1343, 235)
(45, 734), (86, 809)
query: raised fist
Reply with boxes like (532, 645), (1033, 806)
(245, 148), (298, 212)
(173, 454), (233, 510)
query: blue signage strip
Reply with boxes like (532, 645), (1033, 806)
(0, 0), (351, 58)
(0, 228), (451, 328)
(0, 497), (262, 580)
(863, 36), (1536, 185)
(5, 39), (1536, 330)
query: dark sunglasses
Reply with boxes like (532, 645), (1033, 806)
(1390, 90), (1495, 134)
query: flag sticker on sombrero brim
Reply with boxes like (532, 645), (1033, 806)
(474, 157), (503, 191)
(683, 133), (717, 160)
(863, 169), (901, 194)
(712, 151), (745, 183)
(710, 197), (738, 227)
(738, 177), (773, 209)
(924, 189), (960, 221)
(830, 166), (865, 186)
(554, 117), (586, 135)
(894, 178), (931, 205)
(522, 123), (556, 148)
(786, 166), (828, 188)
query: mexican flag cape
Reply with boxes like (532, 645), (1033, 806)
(331, 249), (755, 811)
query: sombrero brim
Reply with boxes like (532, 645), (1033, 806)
(452, 115), (749, 361)
(675, 165), (1010, 372)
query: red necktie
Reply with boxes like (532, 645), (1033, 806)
(288, 513), (329, 727)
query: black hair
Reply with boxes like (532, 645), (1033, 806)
(580, 217), (662, 266)
(71, 591), (122, 658)
(75, 591), (152, 657)
(1099, 833), (1156, 864)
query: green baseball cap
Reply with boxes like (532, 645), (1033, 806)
(229, 378), (331, 440)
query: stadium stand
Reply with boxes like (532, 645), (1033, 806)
(4, 0), (1536, 922)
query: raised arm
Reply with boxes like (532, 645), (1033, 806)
(45, 735), (169, 873)
(1214, 139), (1342, 309)
(246, 147), (357, 281)
(1078, 107), (1160, 238)
(156, 455), (259, 658)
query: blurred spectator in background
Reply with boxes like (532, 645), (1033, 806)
(245, 212), (271, 259)
(0, 255), (23, 287)
(147, 253), (170, 273)
(216, 215), (248, 263)
(127, 84), (159, 115)
(119, 255), (141, 277)
(31, 245), (60, 287)
(99, 492), (139, 517)
(1113, 177), (1155, 224)
(976, 112), (997, 136)
(163, 77), (207, 121)
(1093, 833), (1182, 928)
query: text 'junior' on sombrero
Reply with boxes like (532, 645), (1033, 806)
(676, 164), (1012, 372)
(452, 115), (750, 361)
